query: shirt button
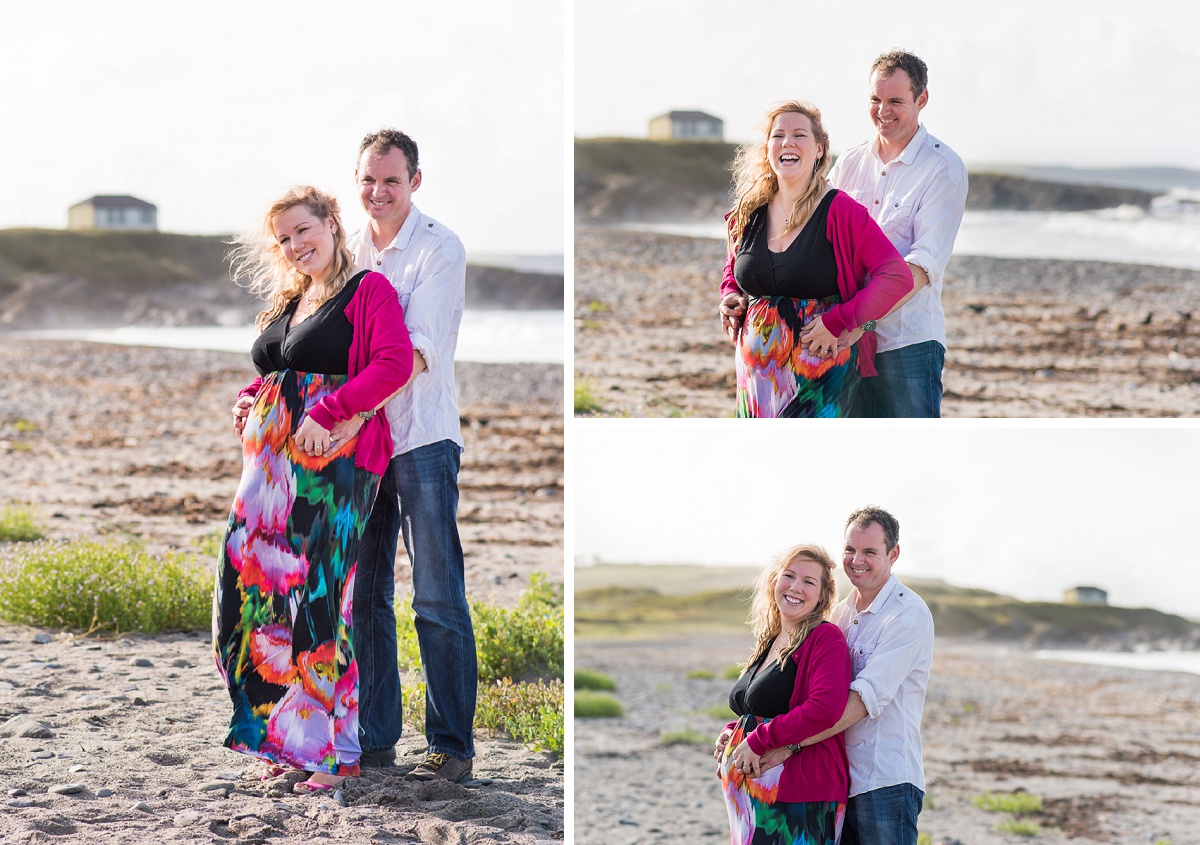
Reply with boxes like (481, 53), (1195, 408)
(853, 619), (859, 624)
(376, 260), (382, 266)
(881, 170), (886, 176)
(874, 200), (880, 204)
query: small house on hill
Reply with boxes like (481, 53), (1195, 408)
(649, 110), (723, 142)
(1064, 586), (1108, 606)
(68, 195), (158, 232)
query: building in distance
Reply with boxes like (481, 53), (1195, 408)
(68, 195), (158, 232)
(648, 110), (723, 142)
(1063, 586), (1108, 606)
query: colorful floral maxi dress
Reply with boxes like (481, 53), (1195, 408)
(213, 273), (405, 777)
(732, 192), (860, 418)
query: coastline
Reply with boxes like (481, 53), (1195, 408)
(573, 226), (1200, 417)
(574, 634), (1200, 844)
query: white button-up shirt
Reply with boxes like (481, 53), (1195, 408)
(348, 204), (466, 455)
(829, 125), (967, 354)
(830, 574), (934, 797)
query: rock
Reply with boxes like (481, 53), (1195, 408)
(18, 661), (60, 671)
(216, 772), (242, 782)
(33, 633), (52, 644)
(31, 751), (55, 760)
(131, 801), (154, 813)
(174, 810), (204, 826)
(170, 659), (191, 668)
(198, 781), (233, 793)
(96, 788), (113, 798)
(132, 658), (154, 667)
(9, 798), (35, 808)
(133, 697), (149, 706)
(119, 683), (138, 692)
(69, 765), (85, 773)
(48, 784), (85, 795)
(8, 789), (27, 797)
(0, 715), (53, 739)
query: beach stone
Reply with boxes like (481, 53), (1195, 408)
(0, 681), (13, 690)
(18, 662), (60, 671)
(216, 771), (242, 782)
(119, 683), (138, 692)
(170, 659), (191, 668)
(31, 751), (55, 760)
(132, 658), (154, 667)
(33, 633), (52, 644)
(96, 788), (113, 798)
(173, 809), (204, 826)
(0, 715), (53, 738)
(9, 798), (35, 808)
(133, 697), (149, 706)
(198, 781), (232, 793)
(8, 789), (27, 797)
(131, 801), (154, 813)
(69, 765), (85, 773)
(48, 783), (85, 794)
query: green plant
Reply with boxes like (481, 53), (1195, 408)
(396, 572), (563, 683)
(575, 668), (617, 691)
(722, 664), (743, 680)
(0, 539), (211, 633)
(996, 818), (1039, 836)
(685, 669), (715, 680)
(704, 703), (735, 720)
(972, 791), (1043, 814)
(917, 834), (933, 845)
(14, 420), (38, 433)
(0, 504), (45, 542)
(193, 532), (223, 559)
(476, 678), (564, 755)
(661, 729), (709, 746)
(574, 690), (624, 718)
(574, 379), (603, 415)
(586, 300), (608, 313)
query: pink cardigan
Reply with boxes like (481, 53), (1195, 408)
(728, 621), (851, 804)
(237, 271), (413, 475)
(720, 191), (913, 376)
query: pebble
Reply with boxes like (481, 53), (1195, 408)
(120, 683), (138, 692)
(170, 659), (191, 668)
(33, 633), (52, 644)
(9, 789), (27, 797)
(216, 771), (242, 782)
(69, 765), (85, 773)
(96, 788), (113, 798)
(198, 781), (232, 793)
(32, 751), (55, 760)
(9, 798), (35, 808)
(133, 697), (149, 706)
(49, 784), (85, 795)
(173, 810), (204, 826)
(0, 715), (53, 739)
(131, 801), (154, 813)
(0, 681), (13, 690)
(132, 658), (154, 668)
(18, 662), (60, 671)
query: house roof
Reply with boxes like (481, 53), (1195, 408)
(71, 195), (157, 210)
(655, 110), (722, 123)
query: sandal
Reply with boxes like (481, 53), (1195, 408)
(260, 764), (293, 780)
(294, 773), (345, 793)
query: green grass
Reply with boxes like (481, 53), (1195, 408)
(574, 379), (603, 415)
(660, 729), (710, 746)
(397, 573), (564, 756)
(917, 834), (933, 845)
(0, 539), (210, 634)
(14, 420), (37, 433)
(686, 669), (715, 680)
(703, 703), (736, 720)
(0, 504), (45, 542)
(574, 690), (624, 718)
(722, 664), (743, 680)
(574, 138), (738, 192)
(996, 818), (1040, 836)
(972, 791), (1043, 814)
(575, 668), (617, 691)
(397, 572), (563, 683)
(585, 300), (608, 313)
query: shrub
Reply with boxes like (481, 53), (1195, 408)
(575, 668), (617, 691)
(972, 791), (1043, 814)
(0, 504), (45, 543)
(722, 664), (743, 680)
(704, 703), (735, 720)
(402, 676), (564, 757)
(574, 380), (602, 415)
(575, 691), (624, 718)
(661, 729), (709, 746)
(396, 572), (563, 683)
(0, 539), (210, 633)
(996, 818), (1039, 836)
(686, 669), (716, 680)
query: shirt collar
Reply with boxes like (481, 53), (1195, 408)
(872, 124), (928, 167)
(851, 572), (900, 615)
(369, 204), (423, 255)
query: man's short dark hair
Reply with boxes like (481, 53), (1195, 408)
(845, 506), (900, 552)
(358, 128), (419, 179)
(871, 50), (929, 100)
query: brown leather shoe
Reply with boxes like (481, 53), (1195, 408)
(405, 752), (473, 783)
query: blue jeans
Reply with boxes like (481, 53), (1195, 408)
(851, 340), (945, 418)
(842, 783), (924, 845)
(353, 439), (477, 759)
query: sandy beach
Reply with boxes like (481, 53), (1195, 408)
(573, 227), (1200, 417)
(0, 338), (564, 844)
(574, 635), (1200, 844)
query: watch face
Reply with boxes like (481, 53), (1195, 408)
(862, 320), (877, 332)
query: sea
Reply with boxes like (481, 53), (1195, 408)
(1034, 649), (1200, 678)
(623, 167), (1200, 270)
(12, 309), (565, 365)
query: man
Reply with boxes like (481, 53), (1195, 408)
(745, 507), (934, 844)
(341, 128), (477, 782)
(829, 51), (968, 417)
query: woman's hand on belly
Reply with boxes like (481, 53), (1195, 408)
(294, 415), (334, 457)
(328, 413), (367, 445)
(799, 314), (838, 358)
(232, 395), (253, 440)
(720, 292), (748, 344)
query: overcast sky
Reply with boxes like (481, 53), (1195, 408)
(575, 0), (1200, 170)
(0, 1), (564, 256)
(573, 424), (1200, 621)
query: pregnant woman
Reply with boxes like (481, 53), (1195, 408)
(213, 186), (413, 791)
(715, 544), (852, 844)
(719, 100), (912, 417)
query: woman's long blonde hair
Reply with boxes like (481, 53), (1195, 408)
(727, 100), (832, 253)
(228, 186), (356, 330)
(743, 543), (838, 673)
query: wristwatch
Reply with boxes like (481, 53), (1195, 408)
(860, 320), (877, 332)
(357, 409), (376, 421)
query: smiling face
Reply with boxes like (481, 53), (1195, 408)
(869, 68), (927, 153)
(773, 557), (825, 632)
(271, 205), (337, 284)
(843, 520), (900, 605)
(356, 146), (422, 234)
(767, 111), (824, 188)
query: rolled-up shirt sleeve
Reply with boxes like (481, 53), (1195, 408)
(904, 163), (967, 293)
(850, 606), (933, 720)
(403, 235), (465, 377)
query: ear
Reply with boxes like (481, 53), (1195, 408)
(410, 169), (422, 192)
(915, 89), (929, 111)
(887, 543), (900, 565)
